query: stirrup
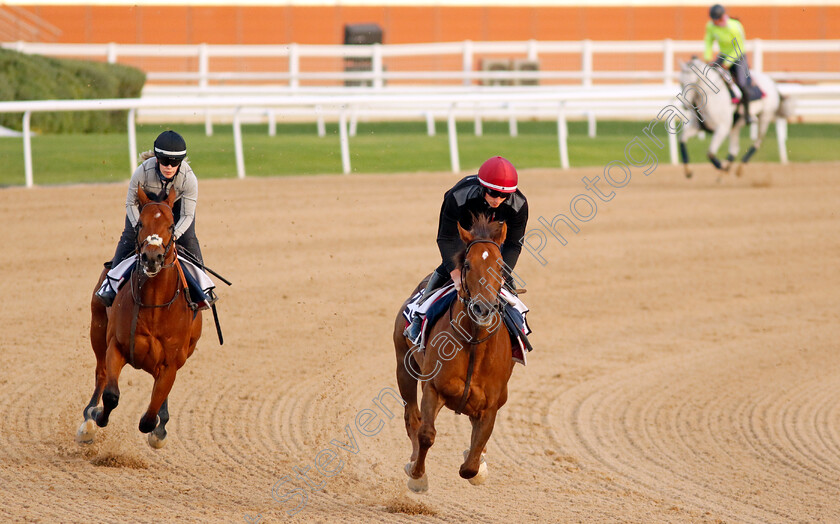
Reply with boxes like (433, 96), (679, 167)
(404, 315), (422, 343)
(95, 286), (116, 307)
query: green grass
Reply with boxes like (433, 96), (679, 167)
(1, 120), (838, 187)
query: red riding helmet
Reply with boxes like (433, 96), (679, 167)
(477, 156), (518, 193)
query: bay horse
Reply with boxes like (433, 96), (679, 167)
(393, 215), (514, 492)
(678, 57), (789, 179)
(77, 187), (202, 449)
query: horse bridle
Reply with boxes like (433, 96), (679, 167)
(134, 203), (177, 273)
(457, 239), (504, 341)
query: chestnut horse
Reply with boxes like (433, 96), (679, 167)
(77, 187), (202, 449)
(393, 215), (514, 492)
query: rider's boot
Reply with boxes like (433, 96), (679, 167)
(95, 283), (116, 307)
(404, 271), (448, 342)
(742, 97), (754, 124)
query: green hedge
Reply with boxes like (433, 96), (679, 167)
(0, 48), (145, 133)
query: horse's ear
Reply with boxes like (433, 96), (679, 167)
(678, 59), (686, 70)
(165, 188), (177, 209)
(495, 222), (507, 246)
(137, 186), (150, 207)
(458, 223), (473, 244)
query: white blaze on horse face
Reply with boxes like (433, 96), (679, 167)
(154, 212), (161, 218)
(145, 234), (164, 247)
(482, 250), (489, 260)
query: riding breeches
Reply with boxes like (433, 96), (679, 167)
(715, 56), (751, 95)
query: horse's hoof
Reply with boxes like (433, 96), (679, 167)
(736, 164), (745, 177)
(138, 415), (160, 434)
(75, 418), (97, 444)
(468, 460), (489, 486)
(685, 170), (693, 179)
(147, 431), (167, 450)
(404, 462), (429, 493)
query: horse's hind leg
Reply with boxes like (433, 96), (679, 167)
(77, 274), (110, 443)
(460, 408), (498, 485)
(96, 342), (126, 428)
(394, 330), (422, 461)
(147, 398), (170, 449)
(139, 365), (176, 434)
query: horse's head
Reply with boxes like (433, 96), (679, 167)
(456, 214), (507, 327)
(678, 56), (704, 88)
(135, 187), (177, 277)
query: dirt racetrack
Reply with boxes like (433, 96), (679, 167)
(1, 161), (839, 523)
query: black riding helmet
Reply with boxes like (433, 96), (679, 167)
(154, 130), (187, 166)
(709, 4), (726, 20)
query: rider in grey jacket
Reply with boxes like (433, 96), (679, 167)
(96, 130), (203, 306)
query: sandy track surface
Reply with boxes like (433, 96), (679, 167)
(1, 162), (838, 523)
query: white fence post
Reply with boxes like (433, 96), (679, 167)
(663, 38), (674, 87)
(527, 39), (538, 61)
(268, 109), (276, 137)
(508, 104), (518, 137)
(668, 127), (678, 166)
(23, 111), (32, 188)
(462, 40), (473, 87)
(339, 107), (351, 174)
(233, 107), (245, 179)
(425, 111), (435, 136)
(582, 39), (593, 87)
(776, 117), (788, 164)
(127, 108), (137, 173)
(289, 43), (300, 89)
(315, 105), (326, 137)
(107, 42), (117, 64)
(198, 43), (209, 90)
(557, 101), (569, 169)
(474, 110), (483, 137)
(372, 43), (384, 89)
(587, 111), (596, 138)
(447, 104), (460, 173)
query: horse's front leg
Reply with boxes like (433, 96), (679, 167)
(460, 408), (497, 484)
(139, 364), (176, 434)
(405, 382), (445, 493)
(679, 124), (699, 179)
(147, 398), (170, 449)
(95, 341), (126, 428)
(708, 125), (731, 178)
(725, 121), (744, 172)
(736, 115), (771, 176)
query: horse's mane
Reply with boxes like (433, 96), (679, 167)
(454, 214), (504, 269)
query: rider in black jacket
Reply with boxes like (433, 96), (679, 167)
(405, 156), (529, 341)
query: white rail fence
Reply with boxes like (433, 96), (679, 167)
(5, 82), (839, 187)
(3, 39), (840, 88)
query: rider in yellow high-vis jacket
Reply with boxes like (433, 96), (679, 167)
(704, 4), (754, 123)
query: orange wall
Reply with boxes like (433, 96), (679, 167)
(13, 5), (840, 44)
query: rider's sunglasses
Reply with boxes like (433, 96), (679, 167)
(485, 188), (509, 199)
(157, 156), (182, 167)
